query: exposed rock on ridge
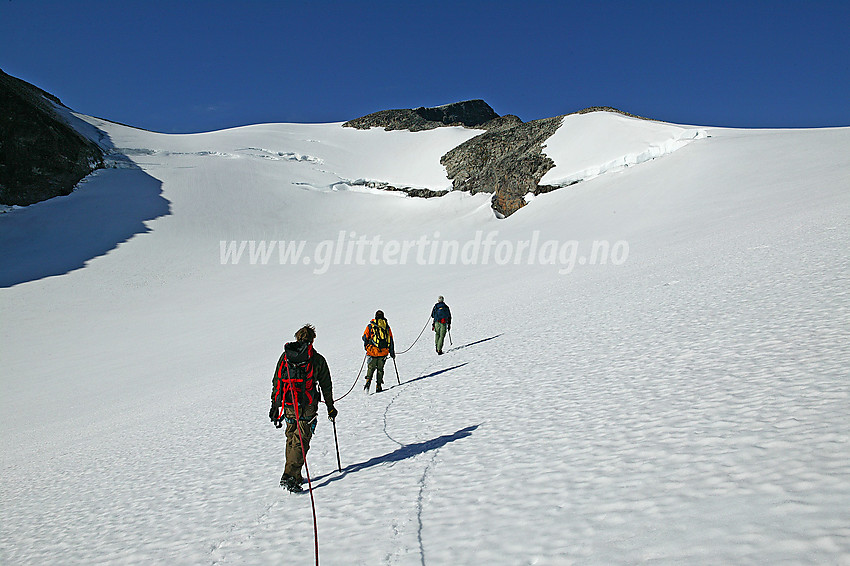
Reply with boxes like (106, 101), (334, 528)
(0, 69), (104, 206)
(343, 99), (507, 132)
(441, 115), (564, 217)
(442, 107), (647, 217)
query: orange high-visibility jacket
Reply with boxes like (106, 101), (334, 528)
(362, 318), (394, 358)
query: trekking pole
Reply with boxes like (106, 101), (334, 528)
(448, 327), (453, 346)
(331, 417), (342, 473)
(392, 357), (401, 385)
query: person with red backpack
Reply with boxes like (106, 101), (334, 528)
(431, 296), (452, 355)
(362, 310), (395, 393)
(269, 324), (337, 492)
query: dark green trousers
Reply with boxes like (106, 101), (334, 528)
(366, 355), (387, 385)
(434, 322), (448, 352)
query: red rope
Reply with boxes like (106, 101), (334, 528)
(284, 366), (320, 566)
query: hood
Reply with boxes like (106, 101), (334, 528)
(284, 340), (313, 364)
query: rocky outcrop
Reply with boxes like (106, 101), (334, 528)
(438, 106), (648, 217)
(343, 99), (505, 132)
(0, 69), (104, 206)
(441, 115), (564, 217)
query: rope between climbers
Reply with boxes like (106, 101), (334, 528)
(333, 315), (430, 405)
(333, 354), (368, 403)
(396, 317), (431, 355)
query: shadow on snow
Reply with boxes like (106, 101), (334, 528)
(446, 334), (502, 353)
(306, 336), (497, 489)
(0, 123), (170, 287)
(311, 424), (479, 489)
(394, 363), (469, 388)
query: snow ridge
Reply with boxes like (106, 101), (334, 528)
(540, 112), (707, 187)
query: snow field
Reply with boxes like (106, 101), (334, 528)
(2, 112), (849, 565)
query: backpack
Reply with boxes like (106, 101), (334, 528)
(274, 341), (317, 415)
(370, 320), (390, 349)
(433, 303), (450, 323)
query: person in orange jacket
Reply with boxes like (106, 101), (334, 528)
(362, 310), (395, 393)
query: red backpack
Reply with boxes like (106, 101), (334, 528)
(272, 341), (317, 419)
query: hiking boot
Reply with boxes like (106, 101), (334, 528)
(364, 379), (371, 392)
(280, 474), (303, 493)
(437, 349), (443, 355)
(375, 383), (383, 393)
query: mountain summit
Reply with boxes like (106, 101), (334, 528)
(343, 99), (505, 131)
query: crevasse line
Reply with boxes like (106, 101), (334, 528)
(543, 129), (707, 189)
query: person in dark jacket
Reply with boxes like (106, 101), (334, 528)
(431, 296), (451, 355)
(269, 324), (336, 492)
(362, 310), (395, 393)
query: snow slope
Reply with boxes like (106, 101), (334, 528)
(540, 112), (707, 187)
(1, 111), (849, 565)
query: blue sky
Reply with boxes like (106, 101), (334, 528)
(2, 1), (848, 133)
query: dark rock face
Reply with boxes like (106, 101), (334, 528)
(0, 69), (104, 206)
(441, 116), (564, 217)
(343, 99), (502, 132)
(412, 100), (499, 128)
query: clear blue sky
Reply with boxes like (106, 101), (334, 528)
(2, 0), (848, 133)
